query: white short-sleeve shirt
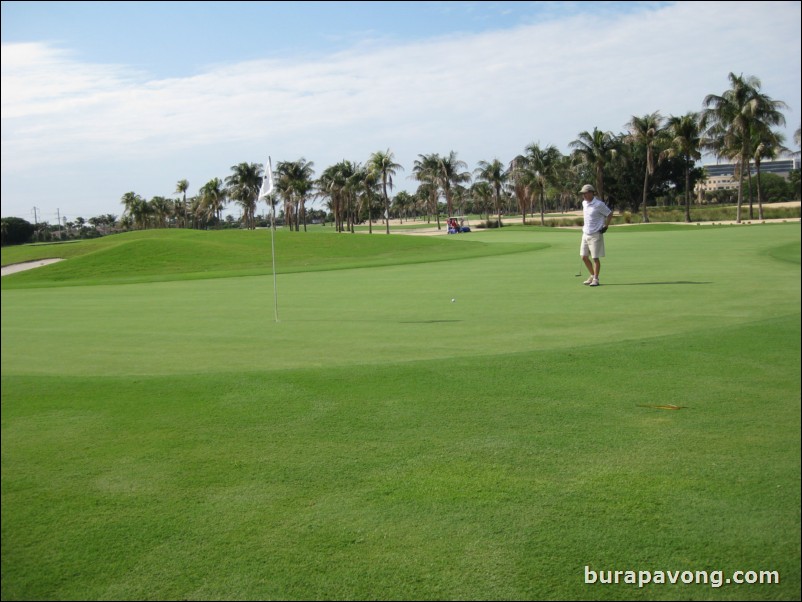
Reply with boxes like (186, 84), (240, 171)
(582, 198), (612, 234)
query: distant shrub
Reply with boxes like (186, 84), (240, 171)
(475, 219), (505, 229)
(1, 217), (35, 246)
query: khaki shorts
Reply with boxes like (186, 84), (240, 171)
(580, 232), (605, 259)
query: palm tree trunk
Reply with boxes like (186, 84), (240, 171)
(756, 163), (764, 221)
(684, 164), (691, 223)
(383, 180), (390, 235)
(539, 187), (545, 226)
(746, 169), (754, 221)
(349, 197), (355, 233)
(596, 165), (604, 202)
(736, 157), (745, 223)
(642, 171), (650, 223)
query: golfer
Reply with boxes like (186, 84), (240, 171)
(579, 184), (613, 287)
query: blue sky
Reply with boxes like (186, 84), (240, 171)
(2, 1), (800, 223)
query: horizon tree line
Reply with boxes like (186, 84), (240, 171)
(6, 72), (799, 239)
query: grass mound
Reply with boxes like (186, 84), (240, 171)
(2, 223), (800, 600)
(2, 228), (546, 288)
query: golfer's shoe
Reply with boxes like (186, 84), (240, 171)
(589, 278), (600, 287)
(583, 276), (595, 285)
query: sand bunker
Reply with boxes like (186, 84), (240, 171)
(1, 258), (64, 276)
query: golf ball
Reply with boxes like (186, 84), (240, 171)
(451, 298), (456, 303)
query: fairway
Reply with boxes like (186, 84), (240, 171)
(2, 224), (800, 600)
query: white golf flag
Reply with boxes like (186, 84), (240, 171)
(259, 157), (274, 200)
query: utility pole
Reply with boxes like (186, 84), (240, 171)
(57, 208), (62, 239)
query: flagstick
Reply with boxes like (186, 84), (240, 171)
(267, 156), (279, 323)
(270, 198), (279, 323)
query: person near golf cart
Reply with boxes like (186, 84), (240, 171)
(579, 184), (613, 287)
(447, 217), (471, 234)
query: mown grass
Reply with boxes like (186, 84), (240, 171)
(520, 202), (800, 227)
(1, 228), (544, 288)
(2, 224), (800, 600)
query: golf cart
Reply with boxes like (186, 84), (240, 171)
(447, 216), (471, 234)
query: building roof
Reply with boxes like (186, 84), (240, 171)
(703, 159), (798, 177)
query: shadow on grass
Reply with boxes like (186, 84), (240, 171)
(287, 318), (464, 324)
(604, 281), (712, 286)
(398, 320), (463, 324)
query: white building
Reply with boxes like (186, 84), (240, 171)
(695, 159), (798, 200)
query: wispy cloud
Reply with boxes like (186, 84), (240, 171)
(2, 1), (799, 218)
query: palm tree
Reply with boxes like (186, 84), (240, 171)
(413, 153), (442, 229)
(626, 111), (665, 223)
(175, 179), (189, 228)
(392, 190), (416, 223)
(451, 184), (469, 219)
(702, 72), (788, 223)
(198, 177), (227, 227)
(276, 158), (315, 231)
(437, 151), (471, 218)
(120, 191), (139, 217)
(225, 162), (262, 229)
(275, 161), (296, 230)
(353, 164), (379, 233)
(554, 155), (580, 213)
(119, 214), (134, 230)
(569, 128), (617, 203)
(751, 128), (789, 220)
(317, 165), (344, 232)
(293, 158), (316, 232)
(663, 112), (702, 222)
(470, 181), (494, 219)
(524, 142), (561, 225)
(340, 160), (360, 233)
(120, 191), (150, 230)
(318, 161), (357, 232)
(345, 163), (367, 231)
(89, 214), (116, 235)
(508, 156), (532, 225)
(149, 196), (171, 228)
(368, 149), (403, 234)
(474, 159), (508, 228)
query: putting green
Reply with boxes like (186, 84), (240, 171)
(2, 224), (798, 376)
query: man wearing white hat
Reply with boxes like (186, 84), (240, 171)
(579, 184), (613, 287)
